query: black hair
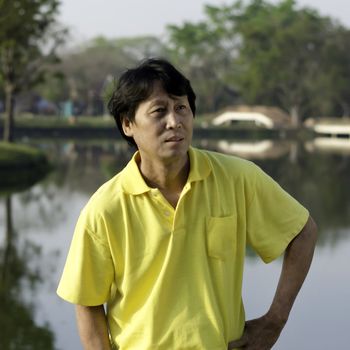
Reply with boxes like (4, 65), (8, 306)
(107, 58), (196, 147)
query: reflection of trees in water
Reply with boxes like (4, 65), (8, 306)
(253, 146), (350, 245)
(196, 139), (293, 160)
(15, 183), (67, 233)
(31, 139), (350, 248)
(59, 139), (350, 246)
(9, 141), (135, 237)
(39, 140), (134, 194)
(0, 196), (55, 349)
(199, 138), (350, 246)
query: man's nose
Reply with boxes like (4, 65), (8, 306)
(166, 111), (181, 129)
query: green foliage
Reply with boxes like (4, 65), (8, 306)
(0, 0), (66, 141)
(0, 0), (64, 91)
(167, 0), (350, 121)
(0, 142), (47, 166)
(167, 7), (240, 113)
(0, 142), (51, 191)
(36, 35), (168, 115)
(309, 27), (350, 116)
(231, 0), (335, 122)
(2, 0), (349, 122)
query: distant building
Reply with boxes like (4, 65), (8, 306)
(304, 117), (350, 138)
(212, 105), (291, 129)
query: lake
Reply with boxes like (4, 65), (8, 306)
(0, 137), (349, 349)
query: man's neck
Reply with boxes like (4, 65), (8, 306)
(137, 153), (190, 207)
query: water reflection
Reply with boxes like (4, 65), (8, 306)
(0, 137), (349, 349)
(19, 138), (350, 247)
(0, 195), (55, 349)
(210, 139), (291, 159)
(33, 138), (350, 247)
(305, 137), (350, 155)
(197, 139), (350, 241)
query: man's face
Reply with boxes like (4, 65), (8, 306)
(122, 82), (193, 164)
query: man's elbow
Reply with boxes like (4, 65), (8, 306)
(305, 215), (318, 242)
(295, 215), (318, 250)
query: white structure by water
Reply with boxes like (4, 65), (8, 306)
(212, 106), (291, 129)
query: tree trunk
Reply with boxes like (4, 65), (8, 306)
(290, 105), (300, 127)
(3, 84), (15, 142)
(289, 141), (299, 165)
(1, 196), (14, 288)
(340, 102), (349, 118)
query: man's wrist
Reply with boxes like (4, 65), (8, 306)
(265, 306), (289, 327)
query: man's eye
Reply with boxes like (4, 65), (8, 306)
(152, 107), (166, 114)
(176, 105), (187, 111)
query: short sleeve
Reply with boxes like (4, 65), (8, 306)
(57, 209), (114, 305)
(246, 165), (309, 263)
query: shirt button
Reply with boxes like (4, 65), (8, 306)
(164, 211), (171, 217)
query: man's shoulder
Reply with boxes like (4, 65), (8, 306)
(194, 147), (258, 176)
(83, 168), (127, 216)
(95, 172), (124, 197)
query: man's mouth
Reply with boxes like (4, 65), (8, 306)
(165, 136), (184, 142)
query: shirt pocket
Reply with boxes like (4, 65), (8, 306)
(206, 215), (236, 260)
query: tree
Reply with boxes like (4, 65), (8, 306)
(310, 26), (350, 117)
(0, 0), (65, 142)
(167, 0), (350, 121)
(36, 35), (168, 116)
(167, 9), (240, 113)
(231, 0), (341, 124)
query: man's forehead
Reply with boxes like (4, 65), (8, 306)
(145, 81), (187, 102)
(147, 95), (187, 104)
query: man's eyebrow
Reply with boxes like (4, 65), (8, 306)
(169, 95), (188, 102)
(148, 95), (187, 107)
(148, 98), (168, 107)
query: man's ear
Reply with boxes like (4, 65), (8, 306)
(122, 117), (133, 137)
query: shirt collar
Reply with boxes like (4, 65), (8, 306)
(187, 146), (211, 183)
(121, 152), (150, 195)
(121, 147), (211, 195)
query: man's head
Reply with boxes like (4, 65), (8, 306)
(108, 58), (196, 147)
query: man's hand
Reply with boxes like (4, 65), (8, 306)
(227, 314), (286, 349)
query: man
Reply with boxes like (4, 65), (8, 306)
(57, 58), (317, 350)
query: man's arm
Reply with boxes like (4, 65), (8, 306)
(76, 304), (112, 350)
(228, 215), (317, 350)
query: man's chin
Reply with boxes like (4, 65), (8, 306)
(160, 146), (189, 160)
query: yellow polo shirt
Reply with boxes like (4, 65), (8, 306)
(57, 147), (308, 350)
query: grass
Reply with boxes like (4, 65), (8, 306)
(0, 142), (48, 168)
(0, 114), (115, 128)
(0, 142), (52, 193)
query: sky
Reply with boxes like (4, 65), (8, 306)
(58, 0), (349, 43)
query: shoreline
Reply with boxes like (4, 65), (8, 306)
(0, 125), (306, 141)
(0, 142), (51, 193)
